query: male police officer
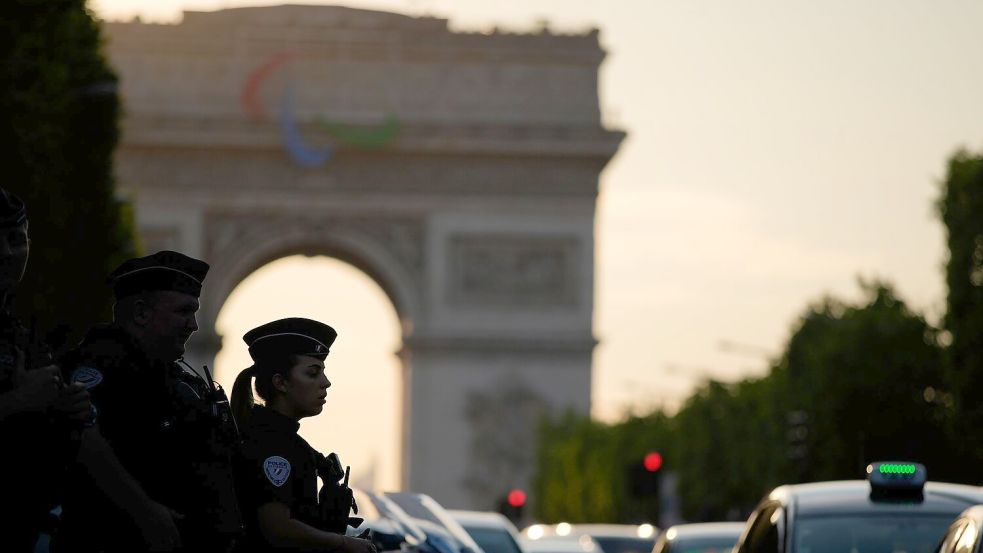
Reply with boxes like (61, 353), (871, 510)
(0, 188), (92, 552)
(56, 251), (242, 552)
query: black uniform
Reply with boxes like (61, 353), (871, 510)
(57, 324), (242, 552)
(237, 405), (321, 552)
(0, 307), (77, 552)
(234, 317), (360, 553)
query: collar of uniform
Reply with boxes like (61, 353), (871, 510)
(252, 404), (301, 433)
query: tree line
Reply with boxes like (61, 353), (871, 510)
(533, 149), (983, 523)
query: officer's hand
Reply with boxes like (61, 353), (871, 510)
(54, 382), (92, 421)
(342, 536), (378, 553)
(136, 500), (183, 551)
(13, 365), (61, 412)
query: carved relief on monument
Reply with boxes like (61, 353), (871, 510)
(447, 234), (580, 308)
(462, 376), (548, 508)
(204, 211), (426, 288)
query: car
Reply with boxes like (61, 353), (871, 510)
(386, 492), (486, 553)
(651, 522), (744, 553)
(522, 523), (657, 553)
(569, 524), (657, 553)
(353, 488), (430, 552)
(733, 461), (983, 553)
(449, 510), (526, 553)
(934, 504), (983, 553)
(521, 536), (599, 553)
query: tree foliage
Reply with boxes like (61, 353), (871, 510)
(534, 282), (954, 522)
(937, 150), (983, 463)
(0, 0), (137, 341)
(533, 410), (674, 523)
(781, 283), (951, 481)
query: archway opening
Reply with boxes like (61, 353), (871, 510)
(213, 255), (402, 491)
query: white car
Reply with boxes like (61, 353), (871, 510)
(450, 510), (526, 553)
(521, 536), (599, 553)
(522, 523), (657, 553)
(651, 522), (744, 553)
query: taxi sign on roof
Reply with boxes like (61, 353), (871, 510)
(866, 461), (927, 498)
(878, 463), (918, 475)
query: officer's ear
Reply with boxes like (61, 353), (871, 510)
(271, 372), (289, 394)
(131, 292), (159, 326)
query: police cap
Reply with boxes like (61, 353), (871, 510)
(108, 250), (209, 299)
(0, 188), (27, 228)
(244, 317), (337, 361)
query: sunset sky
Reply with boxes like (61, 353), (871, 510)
(92, 0), (983, 491)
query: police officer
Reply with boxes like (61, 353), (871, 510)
(231, 317), (376, 553)
(0, 188), (91, 552)
(55, 251), (242, 552)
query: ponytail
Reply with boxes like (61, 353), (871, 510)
(231, 365), (257, 426)
(231, 353), (299, 425)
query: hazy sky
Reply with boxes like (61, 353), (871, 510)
(92, 0), (983, 489)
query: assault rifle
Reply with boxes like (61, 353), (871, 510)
(307, 453), (364, 534)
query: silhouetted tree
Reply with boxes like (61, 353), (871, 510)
(937, 149), (983, 472)
(0, 0), (137, 342)
(781, 282), (950, 483)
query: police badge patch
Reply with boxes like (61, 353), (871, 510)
(264, 456), (291, 487)
(71, 366), (104, 390)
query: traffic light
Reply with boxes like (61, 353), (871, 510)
(787, 410), (810, 481)
(787, 411), (809, 460)
(497, 488), (526, 524)
(629, 451), (662, 498)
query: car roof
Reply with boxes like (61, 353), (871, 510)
(523, 524), (656, 539)
(771, 481), (983, 517)
(450, 510), (520, 532)
(663, 522), (746, 540)
(520, 537), (598, 553)
(571, 524), (656, 538)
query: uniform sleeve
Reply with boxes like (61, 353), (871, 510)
(66, 345), (137, 444)
(239, 435), (298, 509)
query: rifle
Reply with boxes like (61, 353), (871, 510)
(308, 453), (364, 534)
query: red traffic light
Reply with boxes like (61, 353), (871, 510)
(644, 452), (663, 472)
(507, 489), (527, 508)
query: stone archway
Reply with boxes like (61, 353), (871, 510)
(200, 213), (424, 343)
(105, 4), (622, 508)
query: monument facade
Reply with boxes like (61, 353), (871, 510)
(104, 4), (623, 509)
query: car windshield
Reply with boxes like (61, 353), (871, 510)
(794, 515), (954, 553)
(592, 537), (655, 553)
(465, 527), (524, 553)
(672, 536), (740, 553)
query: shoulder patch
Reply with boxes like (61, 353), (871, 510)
(71, 366), (104, 390)
(264, 456), (291, 487)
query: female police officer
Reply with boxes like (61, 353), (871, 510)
(231, 317), (377, 553)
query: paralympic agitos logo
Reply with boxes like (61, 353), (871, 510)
(240, 52), (400, 168)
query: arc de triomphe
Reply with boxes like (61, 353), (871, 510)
(104, 5), (622, 509)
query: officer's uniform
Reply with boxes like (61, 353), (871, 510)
(56, 251), (242, 553)
(235, 318), (352, 553)
(238, 405), (322, 551)
(0, 190), (78, 552)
